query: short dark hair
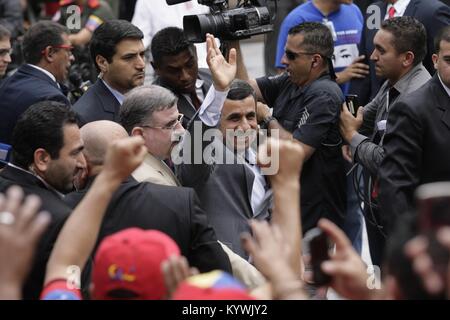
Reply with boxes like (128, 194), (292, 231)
(226, 79), (256, 103)
(11, 101), (78, 169)
(89, 20), (144, 71)
(0, 24), (11, 41)
(22, 21), (68, 65)
(434, 25), (450, 54)
(288, 22), (334, 60)
(381, 16), (427, 66)
(120, 85), (178, 134)
(151, 27), (195, 66)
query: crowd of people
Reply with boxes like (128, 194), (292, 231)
(0, 0), (450, 301)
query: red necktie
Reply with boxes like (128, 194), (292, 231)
(388, 6), (396, 19)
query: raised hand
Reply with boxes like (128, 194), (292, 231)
(161, 255), (199, 299)
(102, 136), (147, 182)
(206, 33), (237, 91)
(0, 186), (50, 299)
(318, 218), (380, 300)
(257, 137), (306, 184)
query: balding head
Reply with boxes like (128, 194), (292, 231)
(80, 120), (128, 166)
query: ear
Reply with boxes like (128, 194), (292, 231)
(41, 46), (55, 63)
(432, 53), (439, 70)
(403, 51), (415, 68)
(96, 55), (109, 74)
(311, 54), (321, 68)
(131, 127), (145, 137)
(33, 148), (51, 173)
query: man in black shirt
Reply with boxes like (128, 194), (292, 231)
(237, 22), (346, 233)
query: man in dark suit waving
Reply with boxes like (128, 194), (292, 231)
(379, 26), (450, 232)
(0, 21), (74, 145)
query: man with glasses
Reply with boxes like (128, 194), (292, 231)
(0, 24), (11, 81)
(120, 85), (185, 186)
(236, 22), (347, 235)
(0, 21), (74, 145)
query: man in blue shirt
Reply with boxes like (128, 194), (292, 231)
(276, 0), (367, 94)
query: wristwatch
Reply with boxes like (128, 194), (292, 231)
(259, 115), (276, 130)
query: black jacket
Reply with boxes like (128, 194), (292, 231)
(0, 64), (70, 144)
(379, 75), (450, 231)
(65, 176), (232, 273)
(0, 165), (71, 299)
(72, 79), (121, 126)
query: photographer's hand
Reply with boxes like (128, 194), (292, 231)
(206, 33), (237, 91)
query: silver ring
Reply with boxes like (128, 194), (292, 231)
(0, 211), (15, 225)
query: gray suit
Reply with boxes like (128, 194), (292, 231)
(350, 63), (431, 176)
(176, 119), (271, 258)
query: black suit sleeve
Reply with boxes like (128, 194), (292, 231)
(186, 189), (232, 273)
(378, 100), (423, 232)
(176, 116), (216, 191)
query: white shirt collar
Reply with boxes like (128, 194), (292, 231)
(27, 64), (58, 84)
(438, 73), (450, 98)
(101, 78), (125, 105)
(385, 0), (411, 19)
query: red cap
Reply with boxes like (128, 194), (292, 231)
(92, 228), (180, 300)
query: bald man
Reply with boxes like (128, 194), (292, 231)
(65, 120), (232, 273)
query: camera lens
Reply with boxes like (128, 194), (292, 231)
(184, 14), (225, 43)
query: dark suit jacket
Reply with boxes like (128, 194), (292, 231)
(350, 0), (450, 105)
(176, 119), (271, 258)
(154, 68), (212, 128)
(0, 64), (70, 144)
(379, 75), (450, 232)
(72, 79), (121, 126)
(64, 176), (232, 274)
(0, 165), (71, 300)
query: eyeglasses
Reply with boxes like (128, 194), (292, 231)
(284, 49), (316, 61)
(0, 48), (12, 57)
(41, 44), (74, 56)
(142, 114), (184, 130)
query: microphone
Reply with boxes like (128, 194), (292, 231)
(166, 0), (190, 5)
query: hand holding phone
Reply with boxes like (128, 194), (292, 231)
(304, 228), (332, 286)
(345, 94), (359, 117)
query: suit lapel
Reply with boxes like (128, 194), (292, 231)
(95, 80), (121, 121)
(432, 76), (450, 130)
(404, 0), (419, 17)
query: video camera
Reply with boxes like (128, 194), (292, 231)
(166, 0), (277, 42)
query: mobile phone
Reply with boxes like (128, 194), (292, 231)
(415, 182), (450, 233)
(305, 228), (332, 286)
(345, 94), (359, 117)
